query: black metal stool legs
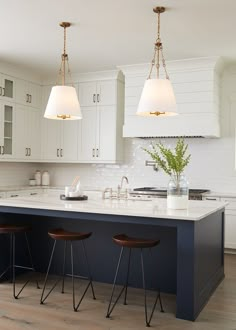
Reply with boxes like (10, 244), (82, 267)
(71, 241), (96, 312)
(61, 241), (67, 293)
(140, 249), (164, 327)
(40, 240), (59, 304)
(0, 232), (39, 299)
(106, 246), (164, 327)
(106, 247), (126, 318)
(40, 239), (96, 311)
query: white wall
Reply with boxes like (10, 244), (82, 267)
(37, 64), (236, 193)
(0, 162), (40, 187)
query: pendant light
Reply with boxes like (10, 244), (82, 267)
(137, 7), (177, 117)
(44, 22), (82, 120)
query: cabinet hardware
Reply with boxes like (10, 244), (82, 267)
(26, 94), (29, 103)
(25, 148), (28, 156)
(29, 94), (32, 103)
(30, 193), (37, 196)
(93, 94), (96, 103)
(0, 146), (2, 155)
(92, 148), (95, 157)
(0, 87), (2, 96)
(57, 148), (59, 157)
(97, 94), (100, 103)
(29, 148), (31, 156)
(60, 149), (63, 157)
(10, 194), (19, 197)
(2, 88), (5, 97)
(205, 197), (217, 201)
(2, 146), (4, 155)
(96, 148), (99, 157)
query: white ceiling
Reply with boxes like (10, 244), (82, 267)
(1, 0), (235, 79)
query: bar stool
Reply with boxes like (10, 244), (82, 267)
(106, 234), (164, 327)
(0, 224), (39, 299)
(40, 228), (96, 311)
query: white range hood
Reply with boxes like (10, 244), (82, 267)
(119, 57), (223, 138)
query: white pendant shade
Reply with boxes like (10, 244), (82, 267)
(136, 79), (177, 117)
(44, 85), (82, 120)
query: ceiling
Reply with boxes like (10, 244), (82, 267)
(1, 0), (235, 79)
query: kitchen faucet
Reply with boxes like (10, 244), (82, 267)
(117, 176), (129, 199)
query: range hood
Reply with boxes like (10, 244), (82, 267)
(119, 57), (223, 138)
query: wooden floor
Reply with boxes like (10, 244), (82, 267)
(0, 254), (235, 329)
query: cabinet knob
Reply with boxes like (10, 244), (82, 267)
(29, 94), (32, 103)
(96, 148), (99, 157)
(93, 94), (96, 103)
(57, 148), (59, 157)
(60, 149), (63, 157)
(97, 94), (100, 103)
(92, 148), (95, 157)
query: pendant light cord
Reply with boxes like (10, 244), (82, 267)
(56, 24), (74, 87)
(148, 9), (169, 80)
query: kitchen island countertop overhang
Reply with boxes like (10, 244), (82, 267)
(0, 191), (227, 221)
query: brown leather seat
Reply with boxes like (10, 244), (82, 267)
(0, 224), (31, 234)
(113, 234), (160, 249)
(48, 228), (92, 241)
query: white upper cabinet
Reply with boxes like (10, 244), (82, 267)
(14, 105), (41, 160)
(0, 74), (15, 102)
(78, 71), (124, 163)
(0, 101), (15, 158)
(16, 79), (41, 108)
(79, 80), (116, 107)
(41, 85), (79, 162)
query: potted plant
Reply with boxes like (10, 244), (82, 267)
(143, 138), (191, 209)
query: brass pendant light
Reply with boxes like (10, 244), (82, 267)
(136, 7), (177, 117)
(44, 22), (82, 120)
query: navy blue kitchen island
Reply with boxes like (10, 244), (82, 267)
(0, 192), (226, 321)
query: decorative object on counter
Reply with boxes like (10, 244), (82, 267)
(60, 194), (88, 201)
(44, 22), (82, 120)
(143, 138), (191, 209)
(42, 171), (50, 186)
(34, 170), (41, 186)
(64, 176), (83, 198)
(29, 179), (36, 186)
(136, 6), (177, 117)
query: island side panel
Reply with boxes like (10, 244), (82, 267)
(194, 209), (225, 319)
(176, 221), (195, 320)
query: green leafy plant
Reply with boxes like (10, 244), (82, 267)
(143, 138), (191, 184)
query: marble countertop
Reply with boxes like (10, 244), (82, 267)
(0, 190), (227, 222)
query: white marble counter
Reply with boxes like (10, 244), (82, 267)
(0, 190), (227, 222)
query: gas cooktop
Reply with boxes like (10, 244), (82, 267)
(131, 187), (210, 200)
(133, 187), (209, 194)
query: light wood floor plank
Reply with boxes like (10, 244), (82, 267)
(0, 254), (234, 329)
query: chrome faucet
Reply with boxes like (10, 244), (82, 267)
(117, 176), (129, 198)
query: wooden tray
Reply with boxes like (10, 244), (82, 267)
(60, 194), (88, 201)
